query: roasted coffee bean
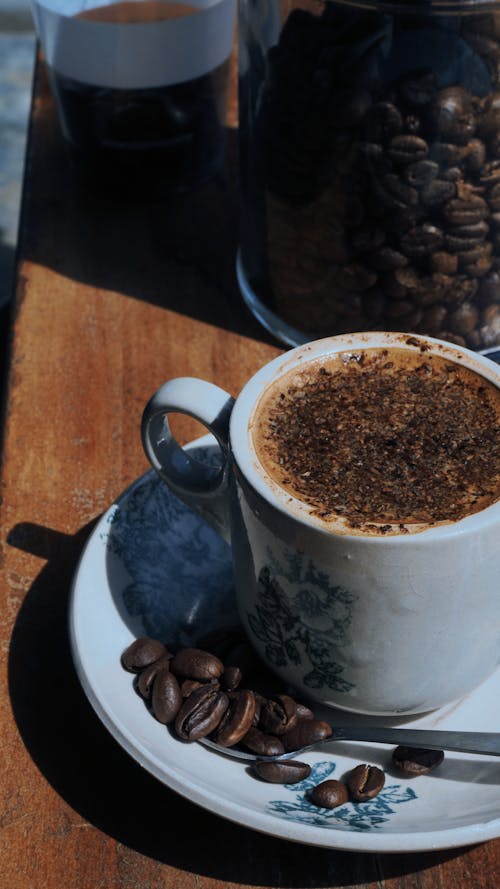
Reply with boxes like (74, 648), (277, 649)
(392, 745), (445, 776)
(283, 719), (333, 752)
(428, 87), (475, 144)
(335, 264), (378, 291)
(448, 302), (479, 334)
(174, 684), (229, 741)
(400, 223), (444, 258)
(387, 134), (428, 165)
(180, 678), (204, 698)
(259, 694), (298, 736)
(479, 270), (500, 301)
(151, 667), (182, 724)
(295, 702), (315, 721)
(366, 246), (408, 271)
(347, 764), (385, 801)
(420, 178), (456, 208)
(444, 195), (488, 225)
(136, 655), (171, 699)
(364, 101), (403, 142)
(463, 138), (486, 174)
(479, 91), (500, 136)
(430, 251), (458, 275)
(222, 665), (242, 691)
(253, 760), (311, 784)
(121, 637), (169, 673)
(241, 726), (285, 757)
(405, 159), (438, 187)
(372, 173), (418, 210)
(479, 159), (500, 187)
(213, 689), (256, 747)
(428, 142), (462, 166)
(488, 181), (500, 211)
(309, 780), (349, 809)
(170, 647), (224, 681)
(420, 304), (448, 333)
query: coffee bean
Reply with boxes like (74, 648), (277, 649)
(479, 159), (500, 187)
(121, 637), (169, 673)
(405, 159), (438, 187)
(253, 760), (312, 784)
(479, 91), (500, 136)
(346, 764), (385, 801)
(400, 223), (444, 259)
(151, 667), (182, 724)
(170, 647), (224, 681)
(372, 173), (418, 210)
(463, 139), (486, 174)
(180, 678), (204, 698)
(428, 142), (462, 166)
(364, 101), (403, 142)
(420, 178), (456, 208)
(259, 694), (298, 736)
(241, 726), (285, 757)
(430, 252), (458, 275)
(420, 304), (448, 333)
(136, 655), (171, 699)
(309, 780), (349, 809)
(448, 302), (480, 334)
(295, 702), (315, 721)
(479, 270), (500, 302)
(174, 684), (229, 741)
(428, 87), (475, 144)
(392, 745), (445, 776)
(222, 665), (242, 691)
(366, 247), (408, 271)
(213, 689), (256, 747)
(388, 134), (428, 165)
(283, 719), (333, 752)
(444, 194), (489, 225)
(488, 181), (500, 212)
(335, 263), (378, 291)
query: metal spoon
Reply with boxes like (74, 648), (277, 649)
(199, 727), (500, 761)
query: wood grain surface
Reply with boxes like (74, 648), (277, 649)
(0, 58), (498, 889)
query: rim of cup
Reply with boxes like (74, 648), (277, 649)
(230, 331), (500, 543)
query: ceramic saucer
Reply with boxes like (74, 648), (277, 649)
(69, 436), (500, 853)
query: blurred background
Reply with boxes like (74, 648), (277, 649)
(0, 0), (35, 390)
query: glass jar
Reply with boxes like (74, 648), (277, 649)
(238, 0), (500, 348)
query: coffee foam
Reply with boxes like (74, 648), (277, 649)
(250, 346), (500, 537)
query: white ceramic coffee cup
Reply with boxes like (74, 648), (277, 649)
(141, 332), (500, 716)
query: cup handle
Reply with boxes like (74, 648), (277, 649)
(141, 378), (235, 542)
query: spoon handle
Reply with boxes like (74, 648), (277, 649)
(199, 728), (500, 761)
(333, 727), (500, 756)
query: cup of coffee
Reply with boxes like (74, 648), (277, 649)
(141, 332), (500, 715)
(31, 0), (236, 193)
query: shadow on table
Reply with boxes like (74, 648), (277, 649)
(20, 63), (276, 347)
(8, 518), (468, 886)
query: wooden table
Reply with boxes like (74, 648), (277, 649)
(0, 57), (498, 889)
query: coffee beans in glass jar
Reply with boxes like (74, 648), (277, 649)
(238, 0), (500, 350)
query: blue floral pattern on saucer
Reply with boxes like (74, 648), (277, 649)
(268, 762), (417, 830)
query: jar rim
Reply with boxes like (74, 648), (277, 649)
(329, 0), (500, 14)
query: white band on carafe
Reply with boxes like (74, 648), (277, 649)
(31, 0), (237, 88)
